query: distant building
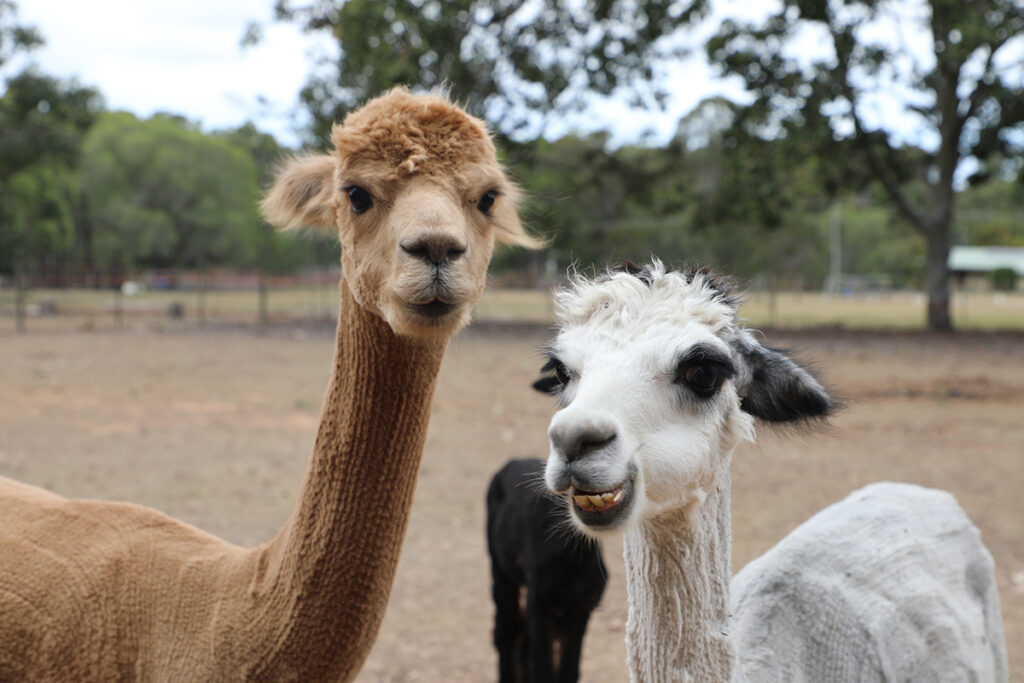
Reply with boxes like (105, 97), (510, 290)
(948, 246), (1024, 291)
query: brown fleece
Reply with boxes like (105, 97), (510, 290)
(0, 286), (444, 681)
(0, 88), (534, 681)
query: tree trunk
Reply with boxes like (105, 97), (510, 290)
(924, 224), (953, 332)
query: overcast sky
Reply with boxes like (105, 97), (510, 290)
(12, 0), (326, 146)
(10, 0), (759, 149)
(10, 1), (1020, 154)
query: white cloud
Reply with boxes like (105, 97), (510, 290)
(13, 0), (327, 146)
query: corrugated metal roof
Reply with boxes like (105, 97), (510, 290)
(948, 246), (1024, 275)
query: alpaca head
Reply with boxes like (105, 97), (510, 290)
(535, 262), (833, 536)
(261, 88), (540, 339)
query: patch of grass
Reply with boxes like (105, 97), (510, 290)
(3, 286), (1023, 331)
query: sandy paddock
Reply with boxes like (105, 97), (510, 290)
(0, 324), (1021, 680)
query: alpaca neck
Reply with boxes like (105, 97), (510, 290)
(248, 282), (447, 679)
(623, 472), (735, 683)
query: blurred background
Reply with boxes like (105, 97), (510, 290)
(2, 0), (1023, 332)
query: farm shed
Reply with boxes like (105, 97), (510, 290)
(948, 246), (1024, 290)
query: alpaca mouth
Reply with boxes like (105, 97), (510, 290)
(409, 298), (457, 318)
(570, 476), (634, 528)
(573, 487), (624, 513)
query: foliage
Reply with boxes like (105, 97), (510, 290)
(0, 0), (41, 69)
(78, 113), (262, 271)
(0, 163), (77, 273)
(954, 180), (1024, 246)
(0, 69), (100, 274)
(989, 267), (1017, 291)
(217, 122), (341, 273)
(262, 0), (707, 143)
(706, 0), (1024, 330)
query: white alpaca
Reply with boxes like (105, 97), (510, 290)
(535, 261), (1007, 682)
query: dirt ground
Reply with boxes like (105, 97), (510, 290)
(1, 322), (1021, 681)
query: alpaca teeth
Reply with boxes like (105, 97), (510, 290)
(588, 495), (605, 507)
(574, 494), (594, 510)
(613, 489), (623, 503)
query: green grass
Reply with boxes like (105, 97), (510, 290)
(2, 286), (1023, 331)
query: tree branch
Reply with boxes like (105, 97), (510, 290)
(830, 31), (928, 233)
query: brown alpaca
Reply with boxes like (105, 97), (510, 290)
(0, 89), (539, 681)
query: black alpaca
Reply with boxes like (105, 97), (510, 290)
(486, 458), (607, 683)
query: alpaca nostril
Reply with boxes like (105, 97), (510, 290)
(552, 425), (618, 463)
(400, 235), (467, 265)
(579, 433), (616, 457)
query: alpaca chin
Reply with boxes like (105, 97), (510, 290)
(386, 300), (471, 339)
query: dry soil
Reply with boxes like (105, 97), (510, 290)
(1, 323), (1021, 681)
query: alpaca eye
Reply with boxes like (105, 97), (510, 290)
(346, 186), (374, 214)
(674, 345), (735, 399)
(533, 357), (570, 395)
(477, 189), (497, 215)
(553, 361), (570, 386)
(684, 365), (719, 395)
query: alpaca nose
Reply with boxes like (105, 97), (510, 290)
(549, 420), (618, 463)
(400, 234), (467, 266)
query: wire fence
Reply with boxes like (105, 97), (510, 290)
(0, 266), (344, 332)
(2, 267), (1024, 333)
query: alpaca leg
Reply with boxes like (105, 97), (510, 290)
(554, 615), (590, 683)
(492, 569), (525, 683)
(525, 586), (556, 683)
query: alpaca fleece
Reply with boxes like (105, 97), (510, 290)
(0, 88), (537, 681)
(0, 287), (444, 680)
(539, 260), (1006, 682)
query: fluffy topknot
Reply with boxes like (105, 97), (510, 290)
(553, 260), (743, 335)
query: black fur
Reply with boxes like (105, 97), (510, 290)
(486, 459), (607, 683)
(735, 339), (834, 422)
(532, 375), (563, 395)
(533, 356), (569, 395)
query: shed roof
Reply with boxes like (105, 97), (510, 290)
(948, 246), (1024, 275)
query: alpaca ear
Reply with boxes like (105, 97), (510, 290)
(261, 154), (337, 231)
(495, 217), (546, 249)
(492, 186), (546, 250)
(732, 331), (834, 423)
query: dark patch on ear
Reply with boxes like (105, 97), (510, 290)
(736, 338), (834, 423)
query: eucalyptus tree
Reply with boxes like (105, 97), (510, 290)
(256, 0), (707, 142)
(708, 0), (1024, 331)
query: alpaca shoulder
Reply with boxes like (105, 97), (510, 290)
(730, 482), (1007, 683)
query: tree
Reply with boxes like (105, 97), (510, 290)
(217, 122), (336, 324)
(79, 113), (261, 273)
(708, 0), (1024, 331)
(0, 68), (100, 330)
(259, 0), (707, 142)
(0, 0), (41, 69)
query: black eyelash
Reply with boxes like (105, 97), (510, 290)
(533, 357), (570, 395)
